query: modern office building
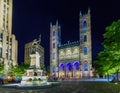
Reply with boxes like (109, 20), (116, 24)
(24, 39), (44, 67)
(0, 0), (18, 67)
(50, 9), (93, 78)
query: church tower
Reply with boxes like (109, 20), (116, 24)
(50, 21), (61, 77)
(79, 8), (92, 78)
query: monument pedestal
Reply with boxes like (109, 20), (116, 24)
(21, 51), (47, 86)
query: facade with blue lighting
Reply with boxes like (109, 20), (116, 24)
(50, 9), (93, 78)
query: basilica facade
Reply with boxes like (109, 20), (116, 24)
(50, 9), (93, 78)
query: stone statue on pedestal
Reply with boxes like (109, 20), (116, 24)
(21, 34), (47, 86)
(31, 34), (41, 53)
(30, 35), (42, 69)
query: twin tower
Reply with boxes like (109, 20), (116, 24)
(50, 9), (93, 78)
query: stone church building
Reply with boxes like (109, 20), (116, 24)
(50, 9), (93, 78)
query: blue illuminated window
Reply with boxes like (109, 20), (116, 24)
(84, 47), (87, 55)
(83, 21), (87, 27)
(66, 63), (72, 71)
(52, 53), (56, 59)
(84, 35), (87, 42)
(74, 62), (80, 70)
(83, 29), (87, 33)
(52, 66), (56, 72)
(53, 31), (55, 36)
(53, 43), (55, 48)
(59, 63), (64, 71)
(84, 64), (88, 71)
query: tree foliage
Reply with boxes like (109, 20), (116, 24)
(0, 63), (4, 76)
(10, 63), (29, 78)
(94, 19), (120, 80)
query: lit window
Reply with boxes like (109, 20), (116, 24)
(66, 63), (72, 71)
(53, 43), (55, 48)
(83, 21), (87, 27)
(84, 64), (88, 71)
(84, 35), (87, 42)
(59, 63), (64, 71)
(83, 29), (87, 33)
(52, 53), (56, 59)
(84, 47), (87, 55)
(53, 31), (55, 36)
(52, 66), (56, 73)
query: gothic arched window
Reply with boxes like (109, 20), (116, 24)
(59, 63), (64, 71)
(66, 63), (72, 71)
(84, 64), (88, 71)
(53, 31), (55, 36)
(83, 21), (87, 27)
(52, 66), (56, 73)
(83, 21), (87, 33)
(52, 53), (56, 59)
(84, 47), (87, 55)
(84, 35), (87, 42)
(73, 62), (80, 70)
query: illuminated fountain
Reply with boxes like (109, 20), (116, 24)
(20, 38), (47, 86)
(2, 36), (60, 89)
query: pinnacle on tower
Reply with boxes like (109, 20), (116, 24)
(88, 7), (90, 14)
(80, 11), (82, 16)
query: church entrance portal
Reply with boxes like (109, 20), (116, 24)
(73, 62), (80, 78)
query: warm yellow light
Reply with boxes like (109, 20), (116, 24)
(76, 72), (80, 78)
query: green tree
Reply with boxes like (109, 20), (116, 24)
(0, 63), (4, 76)
(94, 19), (120, 81)
(10, 63), (29, 78)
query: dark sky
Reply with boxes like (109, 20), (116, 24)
(12, 0), (120, 66)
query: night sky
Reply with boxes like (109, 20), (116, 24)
(12, 0), (120, 66)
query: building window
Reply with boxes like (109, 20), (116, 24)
(0, 33), (3, 42)
(84, 47), (87, 55)
(10, 49), (12, 59)
(6, 36), (9, 42)
(84, 64), (88, 71)
(10, 38), (12, 45)
(6, 53), (8, 59)
(84, 35), (87, 42)
(53, 31), (55, 36)
(83, 21), (87, 27)
(0, 48), (2, 57)
(53, 43), (55, 48)
(52, 66), (56, 73)
(6, 45), (8, 59)
(83, 29), (87, 33)
(52, 53), (56, 59)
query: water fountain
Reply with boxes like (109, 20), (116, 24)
(20, 38), (48, 86)
(20, 51), (47, 86)
(1, 37), (60, 89)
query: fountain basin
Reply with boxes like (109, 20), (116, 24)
(1, 82), (61, 89)
(21, 76), (47, 86)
